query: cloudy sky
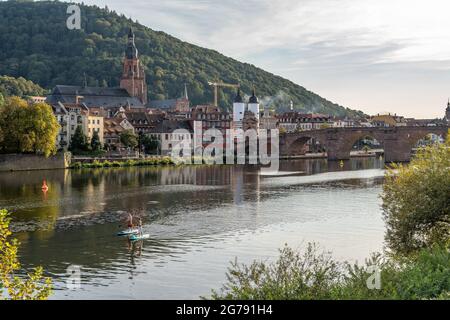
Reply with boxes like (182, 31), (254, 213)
(69, 0), (450, 118)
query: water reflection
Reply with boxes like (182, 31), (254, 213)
(0, 157), (386, 299)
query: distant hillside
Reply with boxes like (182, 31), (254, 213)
(0, 1), (365, 117)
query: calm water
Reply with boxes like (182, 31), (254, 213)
(0, 158), (386, 299)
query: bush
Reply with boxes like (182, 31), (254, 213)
(124, 159), (136, 167)
(70, 162), (83, 169)
(210, 244), (450, 300)
(382, 136), (450, 256)
(111, 161), (122, 167)
(210, 244), (341, 300)
(0, 209), (52, 299)
(102, 160), (112, 167)
(91, 160), (102, 168)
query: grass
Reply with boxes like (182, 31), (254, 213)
(69, 155), (235, 169)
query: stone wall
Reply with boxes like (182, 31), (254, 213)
(0, 153), (71, 172)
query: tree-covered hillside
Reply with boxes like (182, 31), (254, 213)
(0, 1), (365, 117)
(0, 75), (47, 99)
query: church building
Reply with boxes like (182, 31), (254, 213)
(119, 27), (148, 104)
(47, 28), (148, 108)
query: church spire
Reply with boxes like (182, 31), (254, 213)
(128, 27), (134, 39)
(120, 25), (147, 104)
(125, 27), (138, 59)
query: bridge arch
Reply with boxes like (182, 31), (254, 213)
(351, 135), (383, 151)
(383, 127), (448, 162)
(346, 132), (385, 157)
(284, 134), (327, 157)
(281, 126), (448, 162)
(326, 129), (386, 160)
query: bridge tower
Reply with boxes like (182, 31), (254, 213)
(233, 89), (245, 129)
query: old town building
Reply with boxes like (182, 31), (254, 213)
(52, 101), (89, 150)
(260, 106), (278, 130)
(103, 117), (134, 150)
(277, 112), (331, 132)
(188, 105), (232, 131)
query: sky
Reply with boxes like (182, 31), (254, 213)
(65, 0), (450, 118)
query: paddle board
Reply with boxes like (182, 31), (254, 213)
(117, 228), (139, 236)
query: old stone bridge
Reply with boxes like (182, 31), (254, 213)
(280, 126), (449, 162)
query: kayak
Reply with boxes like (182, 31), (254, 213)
(117, 228), (139, 236)
(129, 234), (150, 242)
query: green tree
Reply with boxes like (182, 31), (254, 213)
(0, 209), (52, 300)
(0, 75), (46, 98)
(0, 97), (59, 157)
(382, 134), (450, 256)
(27, 102), (60, 157)
(120, 130), (138, 149)
(69, 125), (89, 153)
(90, 130), (102, 151)
(141, 135), (159, 154)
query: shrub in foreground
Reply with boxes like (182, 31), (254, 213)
(210, 244), (449, 300)
(0, 209), (52, 299)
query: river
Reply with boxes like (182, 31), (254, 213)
(0, 158), (386, 299)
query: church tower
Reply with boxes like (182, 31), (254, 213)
(120, 27), (148, 104)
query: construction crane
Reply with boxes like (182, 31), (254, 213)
(208, 81), (240, 107)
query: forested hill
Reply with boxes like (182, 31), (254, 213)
(0, 1), (364, 117)
(0, 75), (46, 99)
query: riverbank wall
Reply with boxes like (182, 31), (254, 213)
(0, 153), (71, 171)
